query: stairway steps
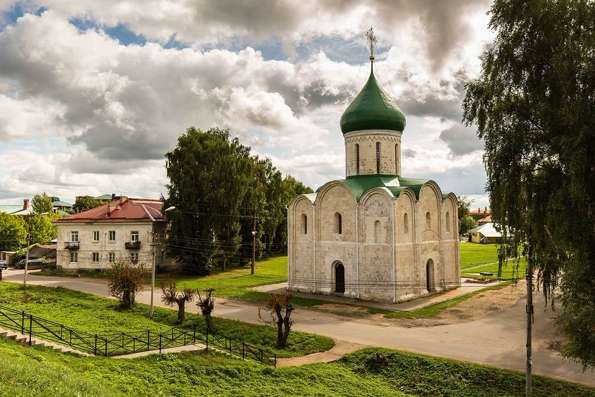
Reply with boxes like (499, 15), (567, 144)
(0, 326), (89, 356)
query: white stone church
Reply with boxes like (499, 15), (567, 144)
(287, 37), (460, 303)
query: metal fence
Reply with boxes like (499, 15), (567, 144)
(0, 305), (276, 366)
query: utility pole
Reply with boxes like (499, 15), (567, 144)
(150, 231), (157, 318)
(251, 214), (256, 275)
(526, 238), (534, 397)
(23, 233), (30, 289)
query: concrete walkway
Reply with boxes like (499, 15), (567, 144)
(253, 279), (501, 311)
(3, 269), (594, 387)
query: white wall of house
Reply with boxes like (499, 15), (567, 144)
(56, 222), (160, 270)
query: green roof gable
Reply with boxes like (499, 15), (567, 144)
(340, 71), (406, 134)
(317, 174), (429, 202)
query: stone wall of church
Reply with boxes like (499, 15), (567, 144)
(315, 183), (358, 297)
(288, 180), (460, 303)
(358, 191), (394, 301)
(394, 193), (417, 300)
(440, 195), (460, 289)
(344, 130), (402, 176)
(288, 197), (315, 293)
(416, 184), (445, 295)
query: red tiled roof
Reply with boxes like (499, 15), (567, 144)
(56, 197), (164, 223)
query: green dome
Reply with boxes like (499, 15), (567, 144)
(340, 71), (406, 134)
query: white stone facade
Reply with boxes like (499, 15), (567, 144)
(288, 129), (460, 303)
(56, 222), (165, 270)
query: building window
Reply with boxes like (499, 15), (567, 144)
(334, 212), (342, 234)
(70, 231), (79, 242)
(426, 212), (431, 229)
(130, 252), (139, 264)
(108, 252), (116, 263)
(395, 144), (399, 174)
(376, 142), (381, 174)
(355, 143), (360, 175)
(92, 252), (99, 262)
(69, 251), (78, 263)
(131, 231), (139, 242)
(92, 231), (100, 242)
(108, 230), (116, 241)
(374, 220), (381, 243)
(302, 214), (308, 234)
(446, 212), (451, 233)
(404, 213), (409, 234)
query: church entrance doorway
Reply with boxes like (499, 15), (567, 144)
(334, 262), (345, 294)
(426, 259), (435, 292)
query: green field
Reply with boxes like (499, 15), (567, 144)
(0, 282), (333, 358)
(0, 339), (592, 397)
(459, 242), (527, 280)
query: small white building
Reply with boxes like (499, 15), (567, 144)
(55, 197), (166, 270)
(469, 222), (502, 244)
(287, 53), (460, 303)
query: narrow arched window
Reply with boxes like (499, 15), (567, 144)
(376, 142), (381, 174)
(404, 213), (409, 233)
(395, 144), (399, 174)
(355, 143), (360, 175)
(374, 220), (381, 243)
(334, 212), (342, 234)
(445, 211), (451, 233)
(302, 214), (308, 234)
(426, 212), (431, 229)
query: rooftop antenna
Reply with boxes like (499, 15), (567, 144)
(365, 26), (377, 72)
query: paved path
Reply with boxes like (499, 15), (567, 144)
(3, 269), (594, 387)
(253, 278), (501, 311)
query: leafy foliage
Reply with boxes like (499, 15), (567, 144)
(165, 128), (311, 275)
(108, 262), (147, 308)
(457, 196), (477, 235)
(24, 214), (57, 245)
(0, 213), (27, 251)
(31, 193), (53, 214)
(72, 196), (109, 213)
(463, 0), (595, 366)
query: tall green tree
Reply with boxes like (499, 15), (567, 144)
(0, 213), (27, 251)
(463, 0), (595, 368)
(165, 128), (253, 275)
(32, 193), (53, 214)
(25, 214), (57, 245)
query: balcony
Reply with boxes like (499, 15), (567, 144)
(125, 241), (141, 250)
(64, 241), (80, 250)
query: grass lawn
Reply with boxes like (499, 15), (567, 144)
(0, 281), (333, 358)
(460, 242), (527, 280)
(0, 340), (593, 397)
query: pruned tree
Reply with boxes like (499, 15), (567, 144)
(108, 262), (146, 309)
(161, 282), (195, 323)
(197, 288), (215, 332)
(259, 293), (294, 348)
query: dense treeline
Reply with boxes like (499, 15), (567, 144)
(164, 127), (311, 275)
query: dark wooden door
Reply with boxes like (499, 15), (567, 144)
(335, 263), (345, 293)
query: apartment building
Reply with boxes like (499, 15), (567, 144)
(55, 197), (166, 270)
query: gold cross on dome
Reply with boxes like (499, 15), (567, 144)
(365, 26), (377, 62)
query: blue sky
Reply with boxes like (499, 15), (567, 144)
(0, 0), (493, 208)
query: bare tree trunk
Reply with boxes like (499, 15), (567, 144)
(275, 303), (284, 348)
(526, 241), (534, 396)
(177, 300), (186, 323)
(281, 306), (294, 347)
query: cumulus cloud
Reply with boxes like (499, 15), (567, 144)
(439, 124), (483, 156)
(0, 2), (494, 201)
